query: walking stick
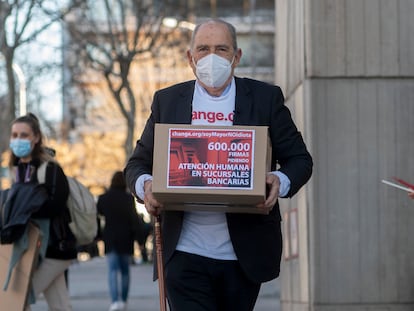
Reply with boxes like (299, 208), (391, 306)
(154, 215), (167, 311)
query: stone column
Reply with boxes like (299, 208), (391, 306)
(275, 1), (414, 310)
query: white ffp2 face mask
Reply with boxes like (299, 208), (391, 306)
(194, 54), (234, 88)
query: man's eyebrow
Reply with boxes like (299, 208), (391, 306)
(195, 44), (230, 49)
(215, 44), (230, 49)
(195, 44), (209, 49)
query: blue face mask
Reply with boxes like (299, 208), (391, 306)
(9, 139), (32, 158)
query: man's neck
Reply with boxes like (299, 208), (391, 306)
(198, 78), (233, 97)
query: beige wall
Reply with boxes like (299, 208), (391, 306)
(276, 0), (414, 95)
(276, 1), (414, 310)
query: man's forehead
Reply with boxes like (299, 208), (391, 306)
(193, 23), (231, 45)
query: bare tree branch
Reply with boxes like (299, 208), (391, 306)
(63, 0), (189, 159)
(0, 0), (82, 156)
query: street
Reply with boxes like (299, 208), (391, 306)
(30, 256), (280, 311)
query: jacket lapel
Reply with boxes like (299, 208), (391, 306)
(233, 78), (253, 126)
(174, 81), (195, 124)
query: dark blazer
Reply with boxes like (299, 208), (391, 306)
(124, 77), (313, 283)
(0, 182), (47, 244)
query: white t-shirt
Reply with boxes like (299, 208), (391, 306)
(175, 79), (238, 260)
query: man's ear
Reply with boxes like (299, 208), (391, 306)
(33, 134), (40, 145)
(187, 49), (193, 66)
(233, 48), (242, 67)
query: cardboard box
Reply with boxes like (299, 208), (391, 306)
(152, 124), (271, 214)
(0, 222), (41, 310)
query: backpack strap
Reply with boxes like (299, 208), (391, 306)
(37, 161), (58, 199)
(37, 162), (48, 184)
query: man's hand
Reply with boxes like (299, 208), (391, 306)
(143, 180), (163, 216)
(409, 190), (414, 200)
(256, 173), (280, 213)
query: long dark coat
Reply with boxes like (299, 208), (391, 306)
(97, 188), (138, 255)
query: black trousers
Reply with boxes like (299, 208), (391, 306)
(165, 251), (261, 311)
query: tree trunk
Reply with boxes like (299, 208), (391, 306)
(0, 51), (17, 157)
(6, 53), (16, 120)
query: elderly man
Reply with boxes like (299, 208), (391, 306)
(125, 18), (313, 311)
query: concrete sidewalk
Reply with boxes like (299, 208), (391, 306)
(31, 256), (280, 311)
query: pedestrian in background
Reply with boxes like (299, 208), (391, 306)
(135, 213), (153, 263)
(7, 113), (76, 311)
(97, 171), (138, 311)
(124, 19), (312, 311)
